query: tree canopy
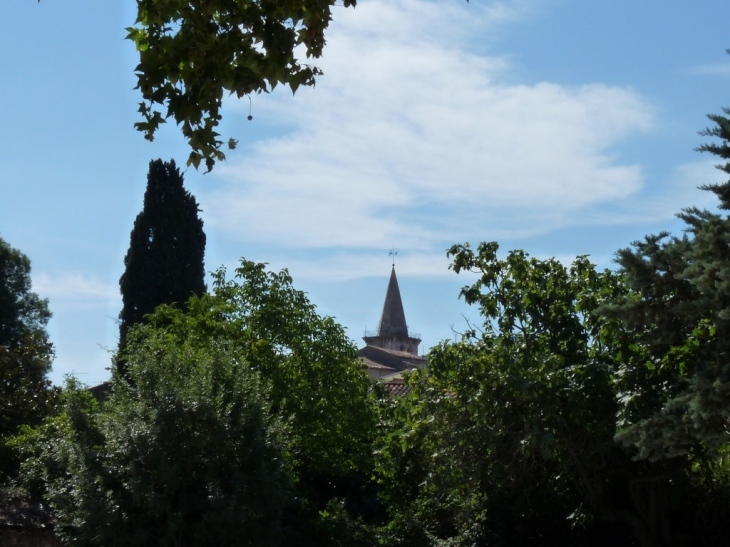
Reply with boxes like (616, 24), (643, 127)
(126, 0), (357, 171)
(374, 244), (647, 545)
(0, 237), (55, 475)
(374, 239), (730, 547)
(22, 347), (285, 547)
(0, 237), (51, 349)
(23, 259), (376, 546)
(142, 259), (375, 483)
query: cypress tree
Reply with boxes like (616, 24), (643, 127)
(118, 159), (206, 372)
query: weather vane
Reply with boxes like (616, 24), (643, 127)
(389, 246), (398, 266)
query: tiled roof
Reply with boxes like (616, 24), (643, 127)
(379, 378), (412, 397)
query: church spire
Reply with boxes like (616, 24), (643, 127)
(362, 262), (421, 355)
(378, 265), (408, 338)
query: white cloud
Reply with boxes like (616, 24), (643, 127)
(203, 0), (656, 258)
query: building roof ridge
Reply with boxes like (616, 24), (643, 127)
(362, 344), (426, 359)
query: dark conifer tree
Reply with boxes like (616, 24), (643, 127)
(606, 105), (730, 463)
(118, 159), (206, 372)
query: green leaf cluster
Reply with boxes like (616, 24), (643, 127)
(127, 0), (357, 171)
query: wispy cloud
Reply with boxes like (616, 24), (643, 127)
(650, 160), (723, 215)
(573, 159), (722, 228)
(260, 249), (457, 281)
(688, 63), (730, 77)
(201, 0), (669, 275)
(33, 272), (118, 304)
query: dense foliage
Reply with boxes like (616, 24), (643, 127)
(127, 0), (357, 171)
(118, 159), (206, 373)
(375, 246), (641, 545)
(144, 261), (377, 496)
(0, 236), (51, 348)
(23, 260), (376, 547)
(0, 237), (56, 478)
(21, 348), (285, 547)
(374, 242), (730, 546)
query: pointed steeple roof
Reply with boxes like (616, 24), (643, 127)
(378, 266), (408, 338)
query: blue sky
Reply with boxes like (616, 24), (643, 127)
(2, 0), (729, 385)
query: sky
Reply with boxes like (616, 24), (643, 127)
(2, 0), (730, 386)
